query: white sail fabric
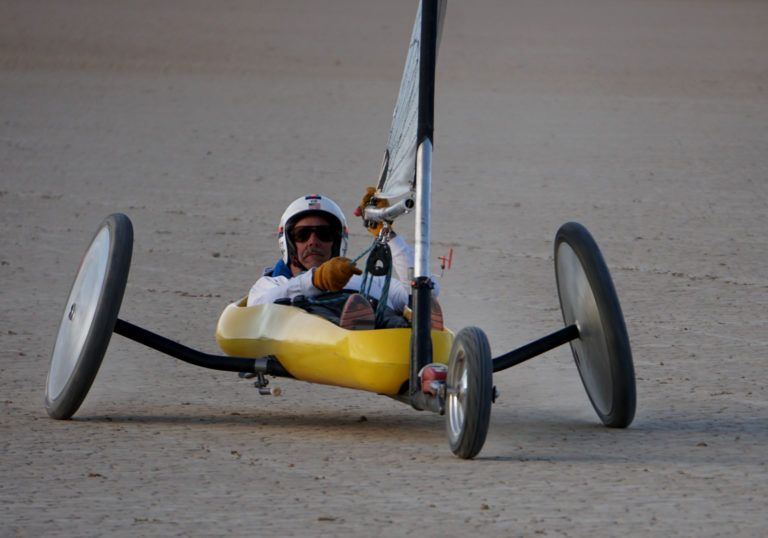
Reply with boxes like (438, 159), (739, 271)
(377, 0), (446, 200)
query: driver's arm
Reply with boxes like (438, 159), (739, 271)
(389, 234), (440, 297)
(246, 271), (317, 307)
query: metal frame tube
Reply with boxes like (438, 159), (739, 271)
(409, 137), (434, 409)
(113, 319), (292, 377)
(492, 324), (580, 373)
(363, 197), (414, 222)
(414, 139), (432, 278)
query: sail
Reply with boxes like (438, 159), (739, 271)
(376, 0), (446, 199)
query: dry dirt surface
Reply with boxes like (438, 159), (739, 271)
(2, 0), (767, 536)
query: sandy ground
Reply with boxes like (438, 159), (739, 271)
(2, 0), (767, 535)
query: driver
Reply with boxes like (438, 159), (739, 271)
(246, 192), (441, 330)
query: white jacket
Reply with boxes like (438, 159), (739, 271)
(246, 235), (438, 313)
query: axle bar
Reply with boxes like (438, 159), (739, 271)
(492, 324), (580, 373)
(113, 319), (292, 377)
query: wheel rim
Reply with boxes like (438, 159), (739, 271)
(555, 241), (613, 416)
(47, 227), (111, 400)
(446, 347), (468, 443)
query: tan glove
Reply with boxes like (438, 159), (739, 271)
(312, 257), (362, 292)
(355, 187), (391, 237)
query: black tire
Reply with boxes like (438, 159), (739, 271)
(45, 214), (133, 419)
(445, 326), (493, 459)
(554, 222), (636, 428)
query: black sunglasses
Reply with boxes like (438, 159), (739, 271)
(291, 225), (335, 243)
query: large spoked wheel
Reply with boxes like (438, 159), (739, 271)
(554, 222), (636, 428)
(45, 214), (133, 419)
(445, 326), (493, 459)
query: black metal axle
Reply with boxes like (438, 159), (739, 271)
(113, 319), (292, 378)
(492, 324), (580, 373)
(112, 316), (578, 404)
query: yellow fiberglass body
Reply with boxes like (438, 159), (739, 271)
(216, 299), (454, 395)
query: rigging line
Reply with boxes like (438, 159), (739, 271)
(374, 263), (393, 326)
(351, 242), (375, 265)
(307, 241), (378, 306)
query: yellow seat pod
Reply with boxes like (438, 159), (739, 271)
(216, 299), (454, 395)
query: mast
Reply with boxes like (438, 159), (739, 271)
(414, 0), (437, 280)
(410, 0), (439, 407)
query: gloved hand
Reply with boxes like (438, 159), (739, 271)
(354, 187), (391, 237)
(312, 257), (362, 292)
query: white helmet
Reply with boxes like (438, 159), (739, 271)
(278, 195), (349, 266)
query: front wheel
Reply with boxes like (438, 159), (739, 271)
(445, 327), (493, 459)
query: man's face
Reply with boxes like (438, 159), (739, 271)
(290, 215), (335, 274)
